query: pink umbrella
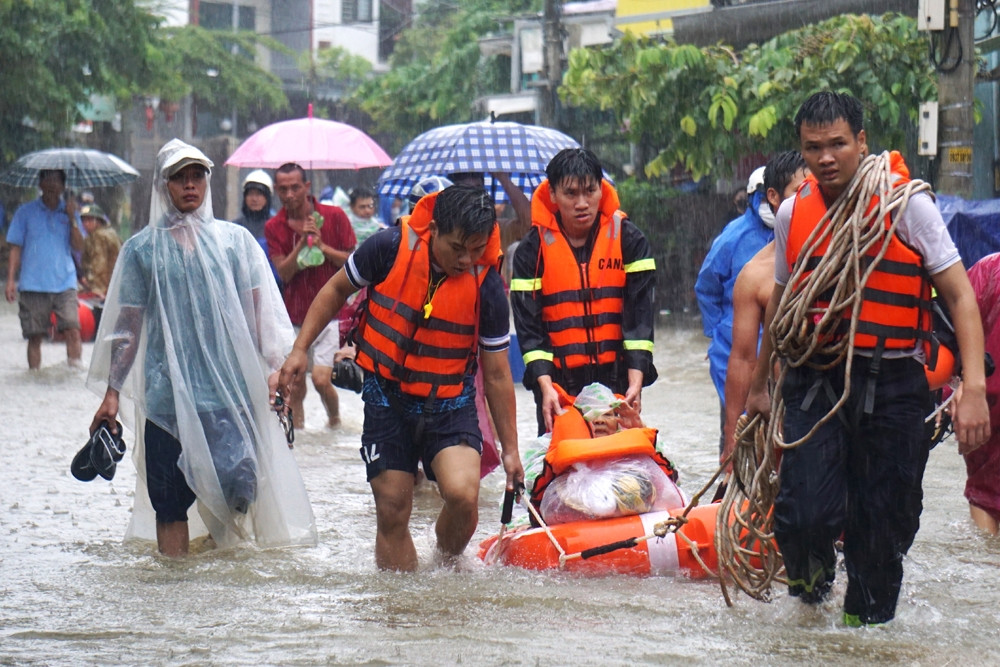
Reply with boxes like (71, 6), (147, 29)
(225, 104), (392, 169)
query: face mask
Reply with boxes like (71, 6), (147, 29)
(757, 199), (775, 229)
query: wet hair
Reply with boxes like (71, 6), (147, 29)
(794, 92), (864, 138)
(39, 169), (66, 185)
(275, 162), (307, 183)
(432, 184), (495, 239)
(545, 148), (603, 191)
(763, 150), (807, 196)
(349, 186), (376, 205)
(447, 172), (485, 187)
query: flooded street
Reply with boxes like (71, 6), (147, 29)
(3, 298), (1000, 666)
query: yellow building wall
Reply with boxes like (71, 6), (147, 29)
(616, 0), (712, 37)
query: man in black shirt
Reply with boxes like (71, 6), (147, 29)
(278, 185), (523, 570)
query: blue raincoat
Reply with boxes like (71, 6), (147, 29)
(695, 188), (773, 406)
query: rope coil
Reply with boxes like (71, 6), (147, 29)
(769, 152), (932, 449)
(713, 151), (933, 602)
(497, 159), (931, 600)
(715, 413), (784, 604)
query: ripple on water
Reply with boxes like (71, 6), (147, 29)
(3, 308), (1000, 665)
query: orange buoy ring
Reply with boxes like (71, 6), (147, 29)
(48, 299), (96, 342)
(925, 344), (956, 391)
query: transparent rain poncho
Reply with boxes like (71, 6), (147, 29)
(87, 139), (317, 549)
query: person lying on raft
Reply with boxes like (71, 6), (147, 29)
(512, 383), (683, 527)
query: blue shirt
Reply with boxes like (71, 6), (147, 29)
(116, 222), (261, 418)
(7, 198), (81, 293)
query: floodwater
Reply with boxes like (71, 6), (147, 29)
(2, 298), (1000, 666)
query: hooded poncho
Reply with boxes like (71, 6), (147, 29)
(86, 139), (316, 549)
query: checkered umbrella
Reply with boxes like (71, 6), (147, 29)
(0, 147), (139, 189)
(378, 120), (581, 203)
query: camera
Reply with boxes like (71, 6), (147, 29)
(332, 358), (363, 393)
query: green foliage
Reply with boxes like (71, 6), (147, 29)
(304, 46), (374, 91)
(561, 13), (935, 181)
(149, 25), (289, 118)
(0, 2), (288, 166)
(352, 0), (540, 152)
(0, 0), (160, 162)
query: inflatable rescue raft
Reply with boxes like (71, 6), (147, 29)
(478, 502), (721, 577)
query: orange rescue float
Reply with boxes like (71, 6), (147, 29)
(478, 502), (722, 578)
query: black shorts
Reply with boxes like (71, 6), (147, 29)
(359, 402), (482, 482)
(145, 420), (196, 523)
(145, 412), (258, 522)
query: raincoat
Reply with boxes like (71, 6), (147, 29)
(964, 252), (1000, 519)
(695, 187), (773, 405)
(86, 139), (317, 549)
(80, 225), (121, 296)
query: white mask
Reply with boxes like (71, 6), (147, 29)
(757, 199), (775, 229)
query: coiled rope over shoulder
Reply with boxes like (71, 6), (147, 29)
(714, 152), (932, 603)
(768, 151), (932, 449)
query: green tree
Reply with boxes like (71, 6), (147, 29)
(352, 0), (539, 152)
(302, 45), (373, 95)
(0, 0), (160, 163)
(561, 12), (935, 181)
(148, 25), (289, 121)
(0, 1), (289, 166)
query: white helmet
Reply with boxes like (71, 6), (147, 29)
(746, 166), (766, 195)
(242, 169), (273, 195)
(408, 175), (453, 206)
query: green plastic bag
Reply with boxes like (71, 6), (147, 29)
(296, 211), (325, 269)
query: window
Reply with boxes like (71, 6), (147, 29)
(342, 0), (373, 24)
(199, 2), (256, 31)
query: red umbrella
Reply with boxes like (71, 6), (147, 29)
(225, 104), (391, 170)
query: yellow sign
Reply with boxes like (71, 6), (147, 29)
(949, 147), (973, 164)
(616, 0), (711, 37)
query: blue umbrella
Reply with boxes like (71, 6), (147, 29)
(0, 147), (139, 189)
(378, 119), (581, 204)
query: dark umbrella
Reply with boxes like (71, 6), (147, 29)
(0, 147), (140, 189)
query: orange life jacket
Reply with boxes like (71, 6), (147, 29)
(354, 191), (502, 399)
(785, 151), (933, 355)
(533, 179), (628, 370)
(528, 384), (677, 524)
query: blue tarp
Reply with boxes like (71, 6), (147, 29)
(939, 195), (1000, 267)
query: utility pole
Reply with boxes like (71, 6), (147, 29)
(936, 0), (975, 197)
(539, 0), (561, 128)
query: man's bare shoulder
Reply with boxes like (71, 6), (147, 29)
(734, 244), (776, 309)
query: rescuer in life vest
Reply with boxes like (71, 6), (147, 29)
(277, 184), (524, 571)
(510, 148), (658, 436)
(744, 92), (990, 627)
